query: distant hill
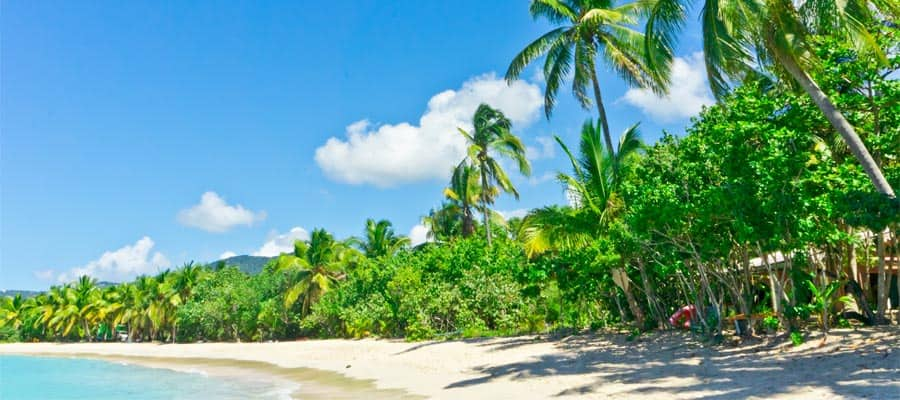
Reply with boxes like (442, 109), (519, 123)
(0, 289), (41, 299)
(211, 255), (274, 275)
(1, 281), (119, 299)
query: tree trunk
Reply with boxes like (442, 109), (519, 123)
(848, 229), (859, 285)
(876, 230), (888, 323)
(462, 208), (475, 237)
(613, 267), (645, 329)
(480, 166), (492, 246)
(637, 259), (667, 329)
(771, 40), (895, 197)
(590, 68), (615, 158)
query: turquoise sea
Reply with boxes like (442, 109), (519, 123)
(0, 355), (296, 400)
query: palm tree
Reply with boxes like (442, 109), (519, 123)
(358, 219), (411, 258)
(507, 0), (670, 157)
(521, 120), (646, 326)
(43, 277), (100, 340)
(521, 120), (642, 256)
(458, 104), (531, 246)
(273, 229), (360, 316)
(0, 295), (26, 331)
(161, 263), (207, 342)
(423, 202), (465, 242)
(443, 162), (482, 238)
(643, 0), (896, 197)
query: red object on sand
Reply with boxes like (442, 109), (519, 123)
(669, 305), (697, 329)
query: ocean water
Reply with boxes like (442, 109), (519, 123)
(0, 355), (296, 400)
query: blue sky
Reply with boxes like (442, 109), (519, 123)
(2, 1), (709, 290)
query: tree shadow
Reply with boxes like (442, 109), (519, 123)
(442, 327), (899, 399)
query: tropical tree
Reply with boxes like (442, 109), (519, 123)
(273, 229), (360, 316)
(162, 263), (208, 341)
(0, 295), (26, 331)
(358, 219), (411, 258)
(521, 120), (642, 256)
(458, 104), (531, 246)
(443, 162), (482, 238)
(643, 0), (897, 196)
(507, 0), (670, 157)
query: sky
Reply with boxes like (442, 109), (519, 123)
(1, 1), (710, 290)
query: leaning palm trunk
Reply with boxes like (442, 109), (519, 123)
(769, 36), (895, 197)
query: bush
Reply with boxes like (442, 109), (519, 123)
(303, 237), (537, 339)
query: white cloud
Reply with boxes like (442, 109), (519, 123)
(177, 192), (266, 233)
(408, 224), (432, 247)
(253, 227), (310, 257)
(33, 269), (55, 281)
(621, 52), (714, 122)
(56, 237), (171, 283)
(218, 251), (238, 260)
(498, 209), (529, 220)
(315, 73), (543, 187)
(526, 136), (556, 160)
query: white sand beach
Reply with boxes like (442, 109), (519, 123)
(2, 327), (897, 399)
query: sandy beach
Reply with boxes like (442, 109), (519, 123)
(2, 327), (897, 399)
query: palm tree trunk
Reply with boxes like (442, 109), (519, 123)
(590, 68), (615, 158)
(480, 165), (492, 246)
(771, 42), (895, 197)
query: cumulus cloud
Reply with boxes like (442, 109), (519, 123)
(408, 224), (431, 247)
(177, 192), (266, 233)
(253, 227), (310, 257)
(56, 237), (171, 283)
(315, 73), (543, 187)
(218, 251), (238, 260)
(526, 136), (556, 161)
(621, 52), (714, 122)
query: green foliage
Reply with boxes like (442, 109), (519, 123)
(762, 316), (780, 332)
(304, 237), (537, 340)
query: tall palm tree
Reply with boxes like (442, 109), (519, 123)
(273, 229), (360, 316)
(507, 0), (670, 157)
(161, 263), (207, 342)
(443, 162), (482, 238)
(521, 120), (642, 256)
(458, 104), (531, 246)
(358, 219), (411, 258)
(643, 0), (896, 196)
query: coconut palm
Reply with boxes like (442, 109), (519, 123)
(161, 263), (207, 342)
(643, 0), (896, 196)
(423, 202), (465, 242)
(43, 277), (100, 340)
(458, 104), (531, 246)
(442, 162), (483, 238)
(358, 219), (411, 258)
(274, 229), (360, 316)
(0, 295), (26, 331)
(521, 120), (642, 256)
(507, 0), (670, 157)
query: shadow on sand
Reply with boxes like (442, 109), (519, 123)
(443, 327), (898, 399)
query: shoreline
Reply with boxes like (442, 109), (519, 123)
(6, 352), (417, 399)
(2, 327), (898, 399)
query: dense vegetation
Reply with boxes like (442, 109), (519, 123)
(2, 1), (898, 344)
